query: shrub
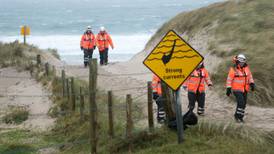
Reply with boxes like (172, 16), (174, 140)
(2, 106), (29, 124)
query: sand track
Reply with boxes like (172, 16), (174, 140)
(0, 67), (54, 132)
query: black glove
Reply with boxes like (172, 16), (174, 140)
(226, 87), (231, 96)
(81, 46), (83, 50)
(153, 92), (159, 100)
(93, 46), (96, 50)
(250, 83), (255, 91)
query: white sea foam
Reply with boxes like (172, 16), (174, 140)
(0, 34), (151, 64)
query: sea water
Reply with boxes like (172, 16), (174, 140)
(0, 0), (222, 64)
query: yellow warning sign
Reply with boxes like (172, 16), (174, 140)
(143, 30), (204, 91)
(20, 26), (30, 35)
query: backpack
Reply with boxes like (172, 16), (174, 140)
(168, 109), (198, 130)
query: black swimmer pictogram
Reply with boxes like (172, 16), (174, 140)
(162, 40), (176, 65)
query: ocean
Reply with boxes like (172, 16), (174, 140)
(0, 0), (222, 64)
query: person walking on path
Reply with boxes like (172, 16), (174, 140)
(80, 26), (96, 67)
(226, 54), (255, 123)
(96, 26), (114, 65)
(183, 62), (213, 116)
(152, 74), (166, 123)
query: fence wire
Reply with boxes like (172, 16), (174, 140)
(0, 70), (152, 79)
(0, 88), (147, 98)
(97, 72), (151, 77)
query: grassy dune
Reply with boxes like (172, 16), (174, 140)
(0, 37), (274, 153)
(0, 41), (39, 69)
(145, 0), (274, 107)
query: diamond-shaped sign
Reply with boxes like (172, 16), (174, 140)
(143, 30), (204, 91)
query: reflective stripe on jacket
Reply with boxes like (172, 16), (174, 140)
(152, 74), (162, 95)
(226, 65), (254, 92)
(80, 33), (96, 49)
(183, 68), (212, 93)
(96, 33), (114, 52)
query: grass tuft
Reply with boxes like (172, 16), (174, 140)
(2, 106), (29, 124)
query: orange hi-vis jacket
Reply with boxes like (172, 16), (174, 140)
(96, 33), (114, 52)
(226, 65), (254, 92)
(152, 74), (162, 95)
(80, 33), (96, 50)
(183, 68), (212, 93)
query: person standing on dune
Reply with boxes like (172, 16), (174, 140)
(152, 74), (166, 123)
(226, 54), (255, 123)
(183, 62), (213, 116)
(96, 26), (114, 65)
(80, 26), (96, 67)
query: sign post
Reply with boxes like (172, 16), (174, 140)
(20, 25), (30, 44)
(175, 89), (183, 143)
(143, 30), (204, 143)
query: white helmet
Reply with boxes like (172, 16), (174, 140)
(100, 26), (106, 32)
(86, 26), (92, 31)
(237, 54), (246, 63)
(197, 61), (204, 68)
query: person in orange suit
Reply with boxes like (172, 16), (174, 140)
(80, 26), (96, 67)
(152, 74), (166, 123)
(183, 62), (213, 116)
(96, 26), (114, 65)
(226, 54), (255, 123)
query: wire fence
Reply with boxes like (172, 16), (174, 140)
(0, 90), (147, 98)
(0, 58), (161, 154)
(0, 72), (151, 79)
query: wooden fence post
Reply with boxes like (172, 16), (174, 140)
(147, 81), (154, 131)
(126, 94), (133, 153)
(108, 91), (114, 153)
(29, 62), (34, 76)
(108, 91), (114, 137)
(166, 88), (176, 118)
(61, 70), (66, 113)
(89, 59), (98, 154)
(80, 87), (85, 122)
(71, 77), (76, 112)
(66, 78), (70, 111)
(45, 62), (49, 77)
(36, 54), (41, 67)
(160, 82), (176, 122)
(52, 66), (56, 77)
(62, 70), (66, 97)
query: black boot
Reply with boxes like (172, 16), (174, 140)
(234, 114), (244, 123)
(239, 117), (244, 123)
